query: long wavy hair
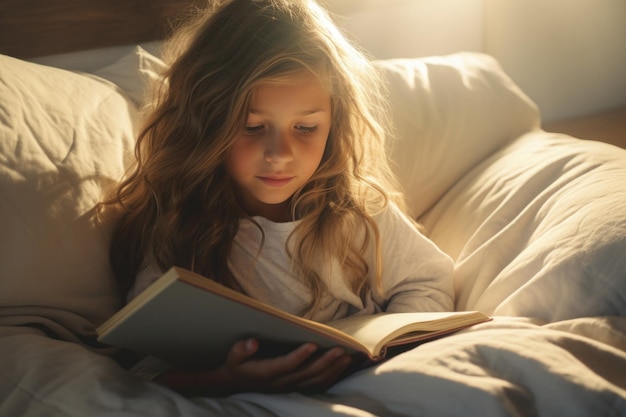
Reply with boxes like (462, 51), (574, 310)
(103, 0), (406, 316)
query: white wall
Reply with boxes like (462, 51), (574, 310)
(484, 0), (626, 122)
(325, 0), (626, 123)
(328, 0), (483, 59)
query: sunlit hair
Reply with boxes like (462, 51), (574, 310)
(103, 0), (407, 316)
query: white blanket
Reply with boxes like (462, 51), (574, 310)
(2, 317), (625, 416)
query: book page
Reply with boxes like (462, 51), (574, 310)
(327, 311), (488, 356)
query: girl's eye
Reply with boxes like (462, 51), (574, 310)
(244, 125), (264, 135)
(295, 125), (318, 135)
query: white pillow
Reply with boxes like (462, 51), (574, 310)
(376, 52), (540, 218)
(93, 45), (166, 106)
(423, 131), (626, 321)
(0, 54), (138, 346)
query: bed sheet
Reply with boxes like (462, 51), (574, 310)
(2, 316), (625, 417)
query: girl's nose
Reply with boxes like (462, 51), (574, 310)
(264, 130), (293, 164)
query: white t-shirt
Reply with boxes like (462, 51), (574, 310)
(129, 202), (454, 378)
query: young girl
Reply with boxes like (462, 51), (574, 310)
(104, 0), (454, 396)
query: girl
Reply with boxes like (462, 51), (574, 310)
(104, 0), (454, 396)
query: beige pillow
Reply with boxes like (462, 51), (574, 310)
(0, 54), (138, 347)
(376, 52), (540, 218)
(423, 131), (626, 321)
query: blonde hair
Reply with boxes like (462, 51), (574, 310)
(104, 0), (406, 316)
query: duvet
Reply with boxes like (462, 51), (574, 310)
(2, 317), (625, 416)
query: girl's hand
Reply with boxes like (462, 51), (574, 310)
(154, 338), (352, 396)
(220, 338), (352, 393)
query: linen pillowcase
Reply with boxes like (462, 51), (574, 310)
(93, 45), (166, 106)
(0, 54), (138, 348)
(376, 52), (540, 218)
(423, 131), (626, 321)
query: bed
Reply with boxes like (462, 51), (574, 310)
(1, 1), (625, 416)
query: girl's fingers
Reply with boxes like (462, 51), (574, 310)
(224, 341), (350, 393)
(226, 341), (318, 379)
(271, 347), (352, 390)
(260, 343), (319, 375)
(226, 338), (259, 365)
(293, 355), (351, 390)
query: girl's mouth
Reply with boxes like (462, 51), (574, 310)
(257, 176), (294, 187)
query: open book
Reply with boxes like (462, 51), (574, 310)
(97, 267), (490, 367)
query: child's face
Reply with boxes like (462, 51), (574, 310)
(226, 73), (331, 222)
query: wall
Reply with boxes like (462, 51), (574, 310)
(328, 0), (483, 59)
(324, 0), (626, 123)
(484, 0), (626, 122)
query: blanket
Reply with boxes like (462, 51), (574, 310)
(1, 317), (625, 416)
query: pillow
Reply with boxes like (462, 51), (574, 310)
(376, 52), (540, 218)
(422, 131), (626, 321)
(0, 54), (139, 348)
(93, 45), (166, 106)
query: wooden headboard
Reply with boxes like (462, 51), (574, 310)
(0, 0), (204, 59)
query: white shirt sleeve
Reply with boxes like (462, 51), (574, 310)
(373, 203), (455, 313)
(127, 261), (163, 302)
